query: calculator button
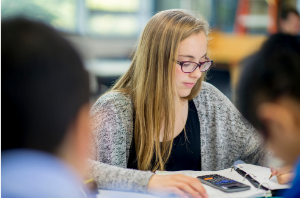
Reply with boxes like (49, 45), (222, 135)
(220, 180), (229, 183)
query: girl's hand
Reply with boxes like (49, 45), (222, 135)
(147, 174), (208, 198)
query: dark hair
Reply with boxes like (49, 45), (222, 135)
(280, 8), (299, 20)
(2, 18), (90, 152)
(237, 33), (300, 138)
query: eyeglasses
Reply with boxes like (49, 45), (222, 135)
(176, 57), (213, 73)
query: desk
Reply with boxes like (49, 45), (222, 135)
(97, 189), (161, 198)
(96, 189), (283, 198)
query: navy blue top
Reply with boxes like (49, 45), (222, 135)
(284, 157), (300, 198)
(128, 100), (201, 171)
(2, 149), (89, 198)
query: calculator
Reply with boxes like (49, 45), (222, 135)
(197, 174), (251, 193)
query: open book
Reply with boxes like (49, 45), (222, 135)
(155, 164), (290, 198)
(234, 164), (290, 190)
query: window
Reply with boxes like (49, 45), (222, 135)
(1, 0), (76, 32)
(86, 0), (140, 37)
(2, 0), (152, 38)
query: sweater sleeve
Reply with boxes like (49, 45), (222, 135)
(215, 89), (271, 167)
(197, 82), (271, 170)
(211, 85), (271, 167)
(86, 159), (154, 192)
(238, 115), (271, 167)
(86, 93), (154, 193)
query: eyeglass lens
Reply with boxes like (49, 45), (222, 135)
(181, 61), (211, 72)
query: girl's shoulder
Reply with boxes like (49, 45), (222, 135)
(195, 82), (243, 116)
(195, 82), (246, 121)
(196, 81), (230, 103)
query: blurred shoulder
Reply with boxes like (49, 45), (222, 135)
(2, 150), (84, 198)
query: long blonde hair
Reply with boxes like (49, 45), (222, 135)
(111, 9), (210, 171)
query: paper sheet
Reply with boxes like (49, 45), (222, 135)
(156, 168), (267, 197)
(235, 164), (291, 190)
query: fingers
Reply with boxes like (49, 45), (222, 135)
(271, 167), (277, 175)
(173, 174), (207, 198)
(172, 181), (202, 198)
(271, 165), (294, 184)
(270, 164), (293, 179)
(276, 165), (293, 176)
(277, 172), (293, 184)
(147, 174), (209, 198)
(168, 187), (189, 198)
(189, 179), (207, 198)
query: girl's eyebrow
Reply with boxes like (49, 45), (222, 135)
(178, 55), (195, 59)
(178, 53), (207, 59)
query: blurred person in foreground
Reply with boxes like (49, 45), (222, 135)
(279, 8), (300, 36)
(2, 18), (91, 198)
(238, 34), (300, 198)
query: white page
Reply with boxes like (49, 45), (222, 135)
(156, 168), (267, 197)
(235, 164), (291, 190)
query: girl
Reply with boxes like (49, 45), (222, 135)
(87, 9), (268, 198)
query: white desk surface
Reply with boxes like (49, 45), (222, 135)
(96, 189), (268, 198)
(97, 189), (162, 198)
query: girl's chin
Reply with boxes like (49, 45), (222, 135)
(177, 90), (192, 98)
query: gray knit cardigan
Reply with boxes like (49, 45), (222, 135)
(86, 82), (268, 193)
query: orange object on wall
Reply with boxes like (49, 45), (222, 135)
(267, 0), (280, 34)
(234, 0), (280, 35)
(234, 0), (250, 34)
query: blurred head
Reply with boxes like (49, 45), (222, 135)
(279, 8), (300, 35)
(2, 18), (90, 174)
(112, 9), (210, 171)
(238, 34), (300, 165)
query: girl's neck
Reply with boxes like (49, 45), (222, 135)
(175, 97), (188, 110)
(159, 96), (188, 142)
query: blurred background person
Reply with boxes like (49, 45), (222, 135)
(2, 18), (91, 198)
(237, 33), (300, 198)
(279, 7), (300, 35)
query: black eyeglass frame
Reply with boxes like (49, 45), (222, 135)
(176, 57), (213, 73)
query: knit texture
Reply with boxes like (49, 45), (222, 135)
(86, 82), (269, 193)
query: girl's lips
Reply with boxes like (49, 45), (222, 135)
(183, 82), (195, 88)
